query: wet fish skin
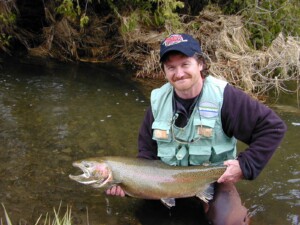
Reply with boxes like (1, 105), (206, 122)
(69, 156), (226, 206)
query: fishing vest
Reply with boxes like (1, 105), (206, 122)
(151, 75), (237, 166)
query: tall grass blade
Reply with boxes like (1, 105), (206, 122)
(1, 203), (12, 225)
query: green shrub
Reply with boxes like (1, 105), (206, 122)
(104, 0), (184, 34)
(0, 11), (16, 51)
(55, 0), (91, 27)
(220, 0), (300, 49)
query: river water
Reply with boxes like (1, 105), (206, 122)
(0, 57), (299, 225)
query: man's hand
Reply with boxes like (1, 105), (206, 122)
(217, 159), (244, 183)
(106, 185), (126, 197)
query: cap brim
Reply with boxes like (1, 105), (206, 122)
(160, 47), (195, 62)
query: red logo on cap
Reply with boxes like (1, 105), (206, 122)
(163, 34), (187, 47)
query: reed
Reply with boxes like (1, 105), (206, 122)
(1, 203), (73, 225)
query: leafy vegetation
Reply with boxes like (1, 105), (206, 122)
(219, 0), (300, 49)
(54, 0), (184, 33)
(108, 0), (184, 28)
(56, 0), (90, 28)
(0, 1), (17, 53)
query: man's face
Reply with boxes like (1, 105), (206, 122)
(163, 53), (203, 98)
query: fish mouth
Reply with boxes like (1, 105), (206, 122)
(69, 161), (111, 188)
(69, 162), (98, 184)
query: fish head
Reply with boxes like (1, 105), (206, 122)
(69, 160), (112, 188)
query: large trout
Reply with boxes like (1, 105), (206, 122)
(69, 156), (226, 207)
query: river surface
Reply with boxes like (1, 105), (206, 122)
(0, 57), (299, 225)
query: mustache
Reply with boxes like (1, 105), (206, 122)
(173, 75), (191, 82)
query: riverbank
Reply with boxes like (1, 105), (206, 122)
(1, 1), (299, 102)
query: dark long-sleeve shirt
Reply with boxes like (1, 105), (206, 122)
(137, 84), (287, 180)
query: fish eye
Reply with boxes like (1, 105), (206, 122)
(82, 161), (90, 167)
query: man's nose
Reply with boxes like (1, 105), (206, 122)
(175, 67), (185, 78)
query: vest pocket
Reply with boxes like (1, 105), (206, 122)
(189, 145), (212, 165)
(153, 129), (171, 142)
(197, 126), (213, 138)
(210, 145), (236, 163)
(193, 117), (215, 140)
(152, 120), (171, 141)
(157, 145), (177, 166)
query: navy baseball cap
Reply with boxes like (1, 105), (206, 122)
(160, 33), (202, 61)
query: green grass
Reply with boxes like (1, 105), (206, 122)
(1, 203), (73, 225)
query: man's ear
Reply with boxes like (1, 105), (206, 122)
(199, 62), (204, 72)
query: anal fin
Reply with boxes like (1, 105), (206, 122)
(161, 198), (176, 208)
(196, 182), (216, 203)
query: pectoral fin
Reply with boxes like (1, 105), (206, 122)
(196, 182), (215, 203)
(161, 198), (176, 208)
(92, 179), (122, 189)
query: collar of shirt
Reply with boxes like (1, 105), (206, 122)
(173, 92), (198, 127)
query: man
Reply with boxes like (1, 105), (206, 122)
(107, 33), (287, 224)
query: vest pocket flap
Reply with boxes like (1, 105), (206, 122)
(189, 145), (211, 155)
(152, 121), (171, 142)
(194, 117), (216, 128)
(152, 121), (170, 130)
(189, 145), (211, 165)
(157, 146), (176, 157)
(213, 144), (235, 154)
